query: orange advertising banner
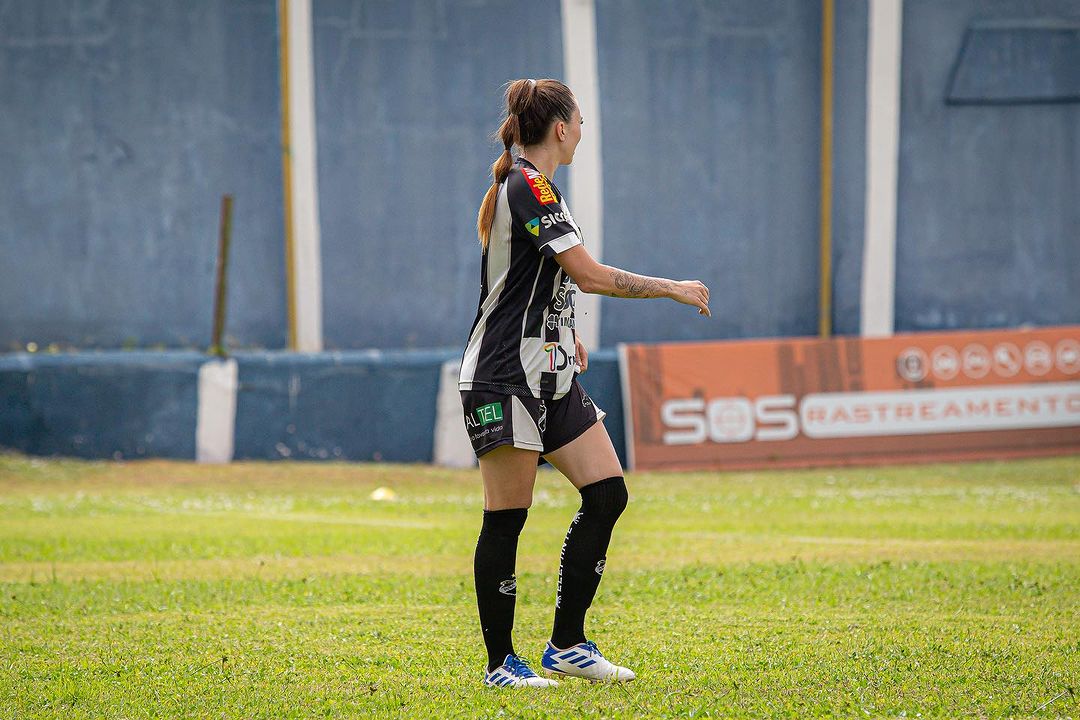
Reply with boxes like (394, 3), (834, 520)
(618, 326), (1080, 471)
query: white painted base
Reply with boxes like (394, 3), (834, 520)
(196, 359), (239, 464)
(433, 359), (477, 468)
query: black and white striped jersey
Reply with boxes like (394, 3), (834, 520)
(459, 157), (583, 400)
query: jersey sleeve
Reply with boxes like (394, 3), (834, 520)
(506, 165), (582, 257)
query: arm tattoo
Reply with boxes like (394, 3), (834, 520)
(607, 269), (674, 298)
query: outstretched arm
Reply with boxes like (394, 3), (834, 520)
(555, 245), (711, 316)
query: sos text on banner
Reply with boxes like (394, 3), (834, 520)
(618, 326), (1080, 471)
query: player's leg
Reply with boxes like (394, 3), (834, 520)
(474, 444), (554, 686)
(544, 419), (622, 492)
(543, 422), (627, 642)
(479, 443), (539, 511)
(540, 406), (635, 681)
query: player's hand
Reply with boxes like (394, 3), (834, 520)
(670, 280), (711, 317)
(574, 336), (589, 374)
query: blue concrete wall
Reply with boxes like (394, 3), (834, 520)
(0, 352), (202, 459)
(577, 351), (627, 468)
(0, 0), (285, 351)
(229, 350), (626, 465)
(0, 351), (627, 464)
(232, 350), (449, 462)
(895, 0), (1080, 331)
(594, 0), (823, 343)
(1, 0), (1077, 356)
(312, 0), (565, 350)
(831, 0), (869, 336)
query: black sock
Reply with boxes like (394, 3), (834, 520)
(474, 507), (528, 673)
(551, 476), (628, 649)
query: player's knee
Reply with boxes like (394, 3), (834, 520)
(580, 475), (627, 523)
(480, 507), (529, 538)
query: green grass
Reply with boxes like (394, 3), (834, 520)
(0, 454), (1077, 719)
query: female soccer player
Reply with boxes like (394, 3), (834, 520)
(459, 78), (710, 688)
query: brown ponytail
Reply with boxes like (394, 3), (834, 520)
(477, 78), (576, 249)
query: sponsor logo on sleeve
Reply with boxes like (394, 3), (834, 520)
(525, 217), (540, 236)
(521, 167), (558, 205)
(540, 211), (572, 229)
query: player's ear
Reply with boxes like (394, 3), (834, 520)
(555, 119), (567, 143)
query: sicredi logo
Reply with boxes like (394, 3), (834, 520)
(525, 217), (540, 236)
(540, 211), (571, 229)
(659, 384), (1080, 445)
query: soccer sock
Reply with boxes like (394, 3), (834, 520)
(474, 507), (528, 673)
(551, 476), (628, 649)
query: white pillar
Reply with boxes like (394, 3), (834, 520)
(561, 0), (604, 350)
(860, 0), (903, 338)
(283, 0), (324, 351)
(433, 359), (477, 468)
(196, 359), (238, 463)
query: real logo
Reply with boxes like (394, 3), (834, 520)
(522, 167), (558, 205)
(465, 401), (504, 430)
(540, 211), (571, 229)
(552, 279), (576, 312)
(525, 217), (540, 236)
(543, 342), (573, 372)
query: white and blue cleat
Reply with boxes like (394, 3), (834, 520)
(541, 640), (636, 682)
(483, 654), (559, 688)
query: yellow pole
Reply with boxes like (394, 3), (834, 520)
(819, 0), (835, 338)
(278, 0), (298, 350)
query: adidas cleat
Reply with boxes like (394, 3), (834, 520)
(541, 640), (636, 682)
(483, 654), (558, 688)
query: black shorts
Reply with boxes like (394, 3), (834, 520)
(460, 377), (606, 459)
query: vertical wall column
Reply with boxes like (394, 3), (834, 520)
(860, 0), (903, 338)
(279, 0), (324, 351)
(819, 0), (835, 338)
(561, 0), (603, 351)
(196, 359), (238, 463)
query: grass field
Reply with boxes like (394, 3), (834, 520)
(0, 454), (1077, 719)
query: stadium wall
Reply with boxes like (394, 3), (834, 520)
(3, 2), (1077, 355)
(0, 350), (627, 465)
(0, 0), (286, 351)
(894, 0), (1080, 332)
